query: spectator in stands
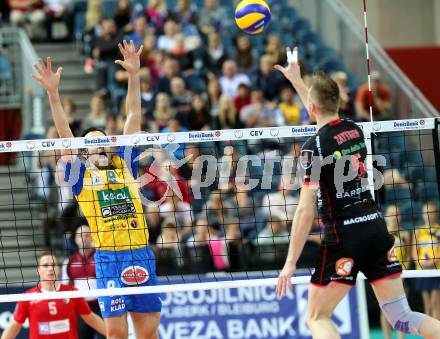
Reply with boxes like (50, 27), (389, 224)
(331, 71), (355, 120)
(92, 18), (122, 93)
(152, 93), (175, 130)
(155, 57), (180, 94)
(264, 34), (285, 66)
(219, 60), (250, 97)
(62, 224), (104, 339)
(206, 31), (228, 75)
(412, 202), (440, 320)
(173, 0), (197, 28)
(113, 0), (132, 32)
(159, 190), (193, 241)
(156, 217), (179, 251)
(140, 75), (155, 127)
(145, 0), (168, 31)
(206, 77), (222, 128)
(198, 190), (236, 228)
(234, 83), (252, 116)
(0, 1), (10, 23)
(161, 118), (188, 159)
(355, 71), (391, 121)
(126, 16), (147, 47)
(278, 85), (303, 126)
(381, 205), (410, 339)
(170, 76), (192, 128)
(157, 17), (180, 52)
(140, 33), (160, 81)
(261, 179), (298, 223)
(105, 114), (124, 135)
(198, 0), (226, 34)
(43, 0), (73, 41)
(169, 33), (193, 72)
(61, 96), (82, 136)
(234, 35), (256, 73)
(8, 0), (45, 40)
(190, 94), (211, 131)
(254, 214), (289, 245)
(383, 168), (411, 190)
(82, 93), (107, 130)
(240, 88), (285, 128)
(83, 0), (102, 73)
(251, 54), (285, 101)
(218, 95), (238, 129)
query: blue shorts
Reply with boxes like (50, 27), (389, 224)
(95, 246), (162, 318)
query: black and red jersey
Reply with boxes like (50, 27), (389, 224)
(301, 118), (381, 244)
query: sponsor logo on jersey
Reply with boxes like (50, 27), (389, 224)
(333, 151), (342, 160)
(341, 141), (366, 156)
(343, 212), (380, 226)
(110, 297), (126, 312)
(291, 126), (317, 135)
(336, 186), (369, 199)
(131, 220), (138, 228)
(335, 258), (354, 277)
(98, 187), (132, 207)
(333, 129), (360, 145)
(188, 131), (220, 141)
(121, 266), (149, 285)
(91, 174), (104, 185)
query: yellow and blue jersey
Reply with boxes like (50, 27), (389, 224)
(64, 146), (149, 250)
(414, 224), (440, 270)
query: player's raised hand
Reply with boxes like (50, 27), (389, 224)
(32, 57), (63, 93)
(276, 261), (296, 297)
(115, 40), (143, 75)
(274, 47), (302, 85)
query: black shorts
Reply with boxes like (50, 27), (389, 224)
(311, 225), (403, 287)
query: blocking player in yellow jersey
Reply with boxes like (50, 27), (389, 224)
(33, 41), (161, 339)
(412, 202), (440, 320)
(382, 205), (411, 339)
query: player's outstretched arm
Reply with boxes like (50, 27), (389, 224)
(80, 312), (106, 336)
(115, 40), (144, 135)
(0, 319), (22, 339)
(274, 47), (311, 116)
(32, 58), (74, 140)
(276, 186), (317, 297)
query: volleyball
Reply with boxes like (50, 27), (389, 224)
(235, 0), (271, 35)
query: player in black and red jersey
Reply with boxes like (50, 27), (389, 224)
(275, 47), (440, 339)
(1, 252), (105, 339)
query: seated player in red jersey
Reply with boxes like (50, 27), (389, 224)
(1, 252), (105, 339)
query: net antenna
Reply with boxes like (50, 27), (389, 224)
(363, 0), (374, 123)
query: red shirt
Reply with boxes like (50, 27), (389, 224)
(63, 251), (97, 303)
(356, 83), (391, 116)
(234, 96), (252, 114)
(13, 284), (91, 339)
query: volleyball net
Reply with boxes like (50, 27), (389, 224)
(0, 118), (439, 303)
